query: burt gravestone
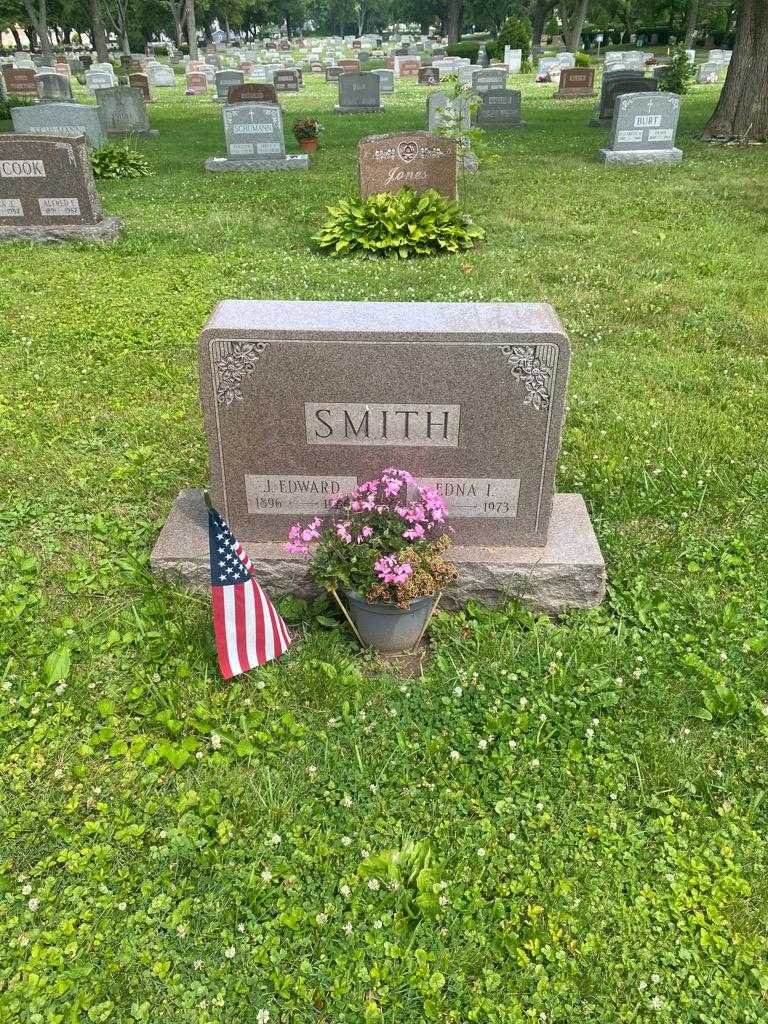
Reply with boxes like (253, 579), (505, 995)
(11, 103), (106, 149)
(600, 92), (682, 165)
(0, 134), (121, 242)
(335, 71), (382, 113)
(358, 131), (457, 199)
(151, 300), (605, 612)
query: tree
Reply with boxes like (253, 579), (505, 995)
(684, 0), (698, 45)
(165, 0), (184, 43)
(21, 0), (54, 59)
(89, 0), (110, 60)
(531, 0), (556, 51)
(561, 0), (589, 50)
(702, 0), (768, 141)
(185, 0), (198, 57)
(445, 0), (463, 42)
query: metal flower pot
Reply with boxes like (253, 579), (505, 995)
(344, 591), (437, 654)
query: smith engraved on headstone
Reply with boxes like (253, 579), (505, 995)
(358, 131), (457, 199)
(0, 133), (121, 241)
(600, 91), (682, 164)
(151, 300), (606, 612)
(204, 102), (309, 172)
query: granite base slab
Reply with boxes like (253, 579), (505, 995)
(0, 216), (122, 243)
(106, 129), (159, 138)
(599, 147), (682, 165)
(333, 104), (383, 113)
(204, 154), (309, 172)
(151, 489), (606, 615)
(554, 90), (596, 99)
(481, 120), (526, 130)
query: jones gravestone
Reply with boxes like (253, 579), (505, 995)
(0, 134), (121, 241)
(151, 301), (605, 612)
(358, 131), (457, 199)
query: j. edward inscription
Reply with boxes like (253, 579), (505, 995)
(197, 300), (570, 547)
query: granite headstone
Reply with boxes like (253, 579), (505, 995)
(553, 66), (596, 98)
(96, 85), (155, 137)
(358, 131), (457, 199)
(599, 91), (682, 164)
(11, 102), (106, 149)
(476, 89), (525, 129)
(335, 71), (382, 113)
(205, 102), (308, 172)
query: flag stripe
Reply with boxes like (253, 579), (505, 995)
(266, 593), (286, 658)
(223, 585), (242, 678)
(212, 585), (233, 680)
(244, 579), (258, 669)
(277, 610), (291, 652)
(256, 582), (275, 662)
(234, 584), (249, 676)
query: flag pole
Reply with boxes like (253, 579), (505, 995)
(203, 488), (213, 511)
(329, 587), (367, 648)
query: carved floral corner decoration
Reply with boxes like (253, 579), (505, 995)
(214, 341), (267, 406)
(501, 345), (552, 411)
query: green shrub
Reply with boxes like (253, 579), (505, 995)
(446, 41), (482, 62)
(658, 47), (696, 94)
(313, 188), (485, 259)
(0, 95), (36, 120)
(489, 16), (531, 67)
(91, 142), (151, 181)
(575, 51), (591, 67)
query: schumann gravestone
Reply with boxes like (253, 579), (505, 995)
(358, 131), (457, 199)
(151, 301), (605, 612)
(0, 134), (121, 242)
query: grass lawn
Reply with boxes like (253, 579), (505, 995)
(1, 72), (768, 1023)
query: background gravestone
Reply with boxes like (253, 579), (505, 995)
(476, 89), (525, 129)
(335, 71), (382, 113)
(128, 72), (152, 101)
(373, 68), (394, 93)
(0, 133), (121, 241)
(96, 86), (156, 137)
(2, 67), (37, 97)
(358, 131), (457, 199)
(186, 72), (208, 94)
(600, 92), (682, 165)
(273, 69), (301, 92)
(11, 103), (106, 149)
(472, 67), (507, 95)
(591, 70), (651, 125)
(554, 67), (596, 99)
(205, 102), (308, 172)
(149, 64), (175, 87)
(215, 70), (244, 101)
(418, 67), (439, 85)
(151, 300), (605, 612)
(426, 91), (470, 133)
(36, 72), (74, 102)
(228, 83), (278, 104)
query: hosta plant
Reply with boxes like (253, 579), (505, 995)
(91, 142), (150, 181)
(284, 468), (457, 607)
(313, 187), (485, 259)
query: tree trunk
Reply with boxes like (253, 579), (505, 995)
(532, 0), (555, 54)
(22, 0), (55, 61)
(565, 0), (589, 51)
(446, 0), (463, 44)
(186, 0), (198, 58)
(702, 0), (768, 141)
(89, 0), (110, 62)
(11, 25), (23, 49)
(684, 0), (698, 47)
(169, 0), (184, 48)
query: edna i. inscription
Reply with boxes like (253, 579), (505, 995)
(198, 300), (571, 548)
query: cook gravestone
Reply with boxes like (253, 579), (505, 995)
(151, 300), (605, 612)
(335, 71), (382, 113)
(11, 102), (106, 149)
(599, 91), (682, 164)
(0, 134), (121, 242)
(205, 102), (308, 172)
(358, 131), (457, 199)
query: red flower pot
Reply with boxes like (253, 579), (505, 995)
(298, 137), (318, 152)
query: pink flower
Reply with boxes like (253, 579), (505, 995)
(403, 524), (425, 541)
(336, 522), (352, 544)
(301, 517), (321, 543)
(356, 526), (373, 544)
(285, 522), (309, 555)
(374, 555), (413, 585)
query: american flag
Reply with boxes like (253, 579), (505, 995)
(208, 504), (291, 679)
